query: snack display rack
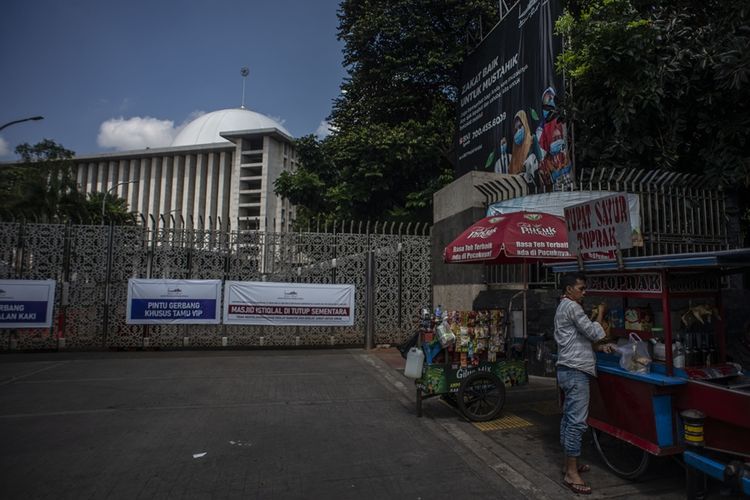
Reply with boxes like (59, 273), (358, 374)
(414, 307), (528, 421)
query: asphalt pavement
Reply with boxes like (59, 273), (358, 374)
(0, 348), (718, 499)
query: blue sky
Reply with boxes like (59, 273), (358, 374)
(0, 0), (346, 159)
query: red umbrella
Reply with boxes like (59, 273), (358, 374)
(443, 211), (575, 264)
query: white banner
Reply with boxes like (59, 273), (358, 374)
(0, 279), (56, 329)
(564, 193), (633, 254)
(126, 279), (222, 324)
(224, 281), (355, 326)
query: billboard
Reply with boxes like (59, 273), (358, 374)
(457, 0), (568, 190)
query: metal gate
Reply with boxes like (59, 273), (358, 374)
(479, 168), (733, 287)
(0, 221), (431, 351)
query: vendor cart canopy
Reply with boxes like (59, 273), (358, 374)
(486, 190), (643, 248)
(444, 211), (575, 264)
(548, 248), (750, 273)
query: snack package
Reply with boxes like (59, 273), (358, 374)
(624, 307), (654, 332)
(436, 320), (456, 347)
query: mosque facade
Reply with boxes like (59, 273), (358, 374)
(74, 108), (297, 232)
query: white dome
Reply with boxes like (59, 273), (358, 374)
(171, 108), (291, 146)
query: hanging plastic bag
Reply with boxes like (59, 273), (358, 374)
(615, 333), (652, 373)
(436, 319), (455, 347)
(397, 330), (420, 359)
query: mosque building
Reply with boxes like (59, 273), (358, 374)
(74, 107), (297, 232)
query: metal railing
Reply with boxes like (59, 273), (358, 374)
(0, 219), (432, 351)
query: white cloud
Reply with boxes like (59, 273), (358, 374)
(0, 136), (9, 156)
(97, 116), (178, 151)
(315, 120), (336, 139)
(97, 112), (206, 151)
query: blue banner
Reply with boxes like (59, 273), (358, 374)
(126, 279), (222, 325)
(129, 299), (217, 321)
(0, 301), (49, 325)
(0, 280), (56, 329)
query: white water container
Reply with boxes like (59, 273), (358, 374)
(404, 347), (425, 379)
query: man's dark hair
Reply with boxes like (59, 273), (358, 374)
(560, 272), (586, 291)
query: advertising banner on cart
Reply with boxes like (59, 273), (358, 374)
(457, 0), (568, 191)
(0, 279), (56, 329)
(224, 281), (355, 326)
(126, 279), (222, 324)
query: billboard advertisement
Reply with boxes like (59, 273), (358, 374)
(126, 279), (222, 324)
(224, 281), (355, 326)
(457, 0), (568, 190)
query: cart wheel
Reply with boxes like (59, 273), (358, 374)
(457, 372), (506, 422)
(592, 428), (651, 479)
(416, 388), (423, 418)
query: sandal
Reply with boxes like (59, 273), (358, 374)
(562, 479), (592, 495)
(561, 464), (591, 475)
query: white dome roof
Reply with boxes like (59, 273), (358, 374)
(171, 108), (291, 147)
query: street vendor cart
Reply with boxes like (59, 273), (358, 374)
(550, 249), (750, 497)
(414, 308), (527, 421)
(419, 211), (579, 421)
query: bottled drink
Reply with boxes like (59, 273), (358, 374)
(685, 332), (695, 366)
(707, 334), (716, 367)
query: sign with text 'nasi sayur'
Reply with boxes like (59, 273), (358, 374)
(564, 193), (632, 255)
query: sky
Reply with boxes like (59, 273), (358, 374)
(0, 0), (347, 160)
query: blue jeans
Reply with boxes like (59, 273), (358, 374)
(557, 365), (590, 458)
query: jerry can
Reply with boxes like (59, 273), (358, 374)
(404, 347), (425, 378)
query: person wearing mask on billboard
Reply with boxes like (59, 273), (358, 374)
(535, 87), (557, 141)
(536, 87), (573, 190)
(509, 110), (542, 182)
(494, 137), (511, 174)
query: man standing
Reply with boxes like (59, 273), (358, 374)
(555, 272), (615, 495)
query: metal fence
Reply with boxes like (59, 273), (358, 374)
(481, 168), (733, 286)
(0, 221), (431, 351)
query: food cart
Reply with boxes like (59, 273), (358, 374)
(549, 249), (750, 497)
(414, 308), (527, 421)
(420, 211), (579, 421)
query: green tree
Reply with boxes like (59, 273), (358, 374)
(556, 0), (750, 186)
(275, 0), (501, 224)
(0, 139), (81, 222)
(274, 134), (341, 227)
(85, 192), (137, 225)
(0, 139), (135, 224)
(557, 0), (750, 243)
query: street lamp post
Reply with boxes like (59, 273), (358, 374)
(0, 116), (44, 132)
(102, 180), (138, 222)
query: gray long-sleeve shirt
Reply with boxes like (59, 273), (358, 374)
(554, 297), (606, 376)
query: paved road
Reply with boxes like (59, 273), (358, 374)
(0, 348), (726, 499)
(0, 350), (523, 500)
